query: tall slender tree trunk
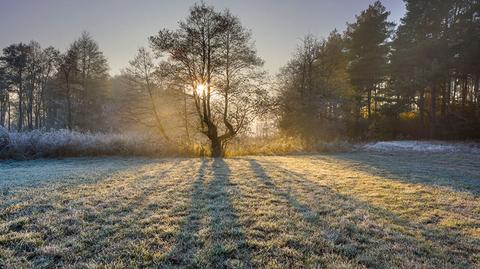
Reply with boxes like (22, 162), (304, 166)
(430, 83), (437, 138)
(183, 88), (190, 145)
(452, 77), (457, 105)
(17, 73), (23, 131)
(66, 80), (72, 130)
(7, 98), (11, 131)
(367, 88), (372, 119)
(419, 89), (425, 134)
(145, 80), (170, 142)
(28, 88), (34, 130)
(41, 98), (47, 129)
(461, 75), (468, 109)
(441, 79), (447, 119)
(34, 103), (40, 129)
(446, 76), (452, 114)
(475, 74), (480, 118)
(0, 94), (4, 127)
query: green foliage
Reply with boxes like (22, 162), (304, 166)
(345, 1), (394, 115)
(279, 0), (480, 141)
(278, 32), (355, 146)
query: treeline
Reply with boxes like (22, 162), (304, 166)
(1, 0), (478, 154)
(0, 32), (110, 132)
(0, 3), (269, 157)
(278, 0), (480, 144)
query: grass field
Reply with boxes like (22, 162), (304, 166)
(1, 152), (479, 268)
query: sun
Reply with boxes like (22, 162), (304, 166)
(195, 83), (207, 96)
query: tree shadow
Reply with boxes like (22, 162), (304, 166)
(161, 158), (208, 267)
(0, 157), (167, 211)
(51, 159), (187, 262)
(317, 152), (480, 196)
(207, 158), (252, 268)
(247, 159), (479, 268)
(163, 158), (251, 268)
(0, 158), (177, 221)
(1, 158), (186, 267)
(0, 157), (162, 189)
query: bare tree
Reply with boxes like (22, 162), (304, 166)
(25, 41), (42, 130)
(36, 46), (59, 128)
(123, 47), (170, 141)
(150, 3), (268, 156)
(58, 48), (78, 130)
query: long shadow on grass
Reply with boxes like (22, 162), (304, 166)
(319, 152), (480, 196)
(0, 158), (184, 267)
(49, 159), (185, 265)
(248, 159), (480, 268)
(161, 158), (208, 267)
(0, 157), (165, 218)
(206, 158), (252, 268)
(162, 158), (251, 268)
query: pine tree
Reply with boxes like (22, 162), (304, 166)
(345, 1), (394, 120)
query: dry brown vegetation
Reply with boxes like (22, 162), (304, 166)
(0, 152), (479, 268)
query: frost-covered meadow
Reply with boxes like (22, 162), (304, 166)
(1, 151), (479, 268)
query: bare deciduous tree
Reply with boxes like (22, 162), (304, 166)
(123, 47), (170, 141)
(150, 3), (269, 156)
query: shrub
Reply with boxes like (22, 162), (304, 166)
(0, 128), (178, 159)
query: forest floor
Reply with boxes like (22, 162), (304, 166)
(0, 152), (479, 268)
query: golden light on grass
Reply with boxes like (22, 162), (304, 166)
(1, 154), (479, 267)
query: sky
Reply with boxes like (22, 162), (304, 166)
(0, 0), (406, 76)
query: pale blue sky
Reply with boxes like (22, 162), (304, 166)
(0, 0), (406, 75)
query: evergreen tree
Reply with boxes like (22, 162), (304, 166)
(345, 1), (394, 119)
(0, 43), (30, 131)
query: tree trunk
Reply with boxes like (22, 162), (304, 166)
(66, 81), (72, 130)
(461, 75), (468, 109)
(17, 70), (24, 131)
(34, 104), (40, 129)
(419, 89), (425, 126)
(430, 83), (437, 138)
(475, 75), (480, 118)
(183, 87), (190, 145)
(447, 76), (452, 113)
(452, 77), (457, 105)
(18, 92), (23, 131)
(0, 94), (4, 127)
(367, 88), (372, 119)
(210, 137), (223, 158)
(28, 89), (34, 130)
(440, 79), (448, 119)
(8, 99), (11, 131)
(145, 77), (170, 142)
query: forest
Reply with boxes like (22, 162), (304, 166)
(0, 0), (479, 157)
(1, 1), (480, 268)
